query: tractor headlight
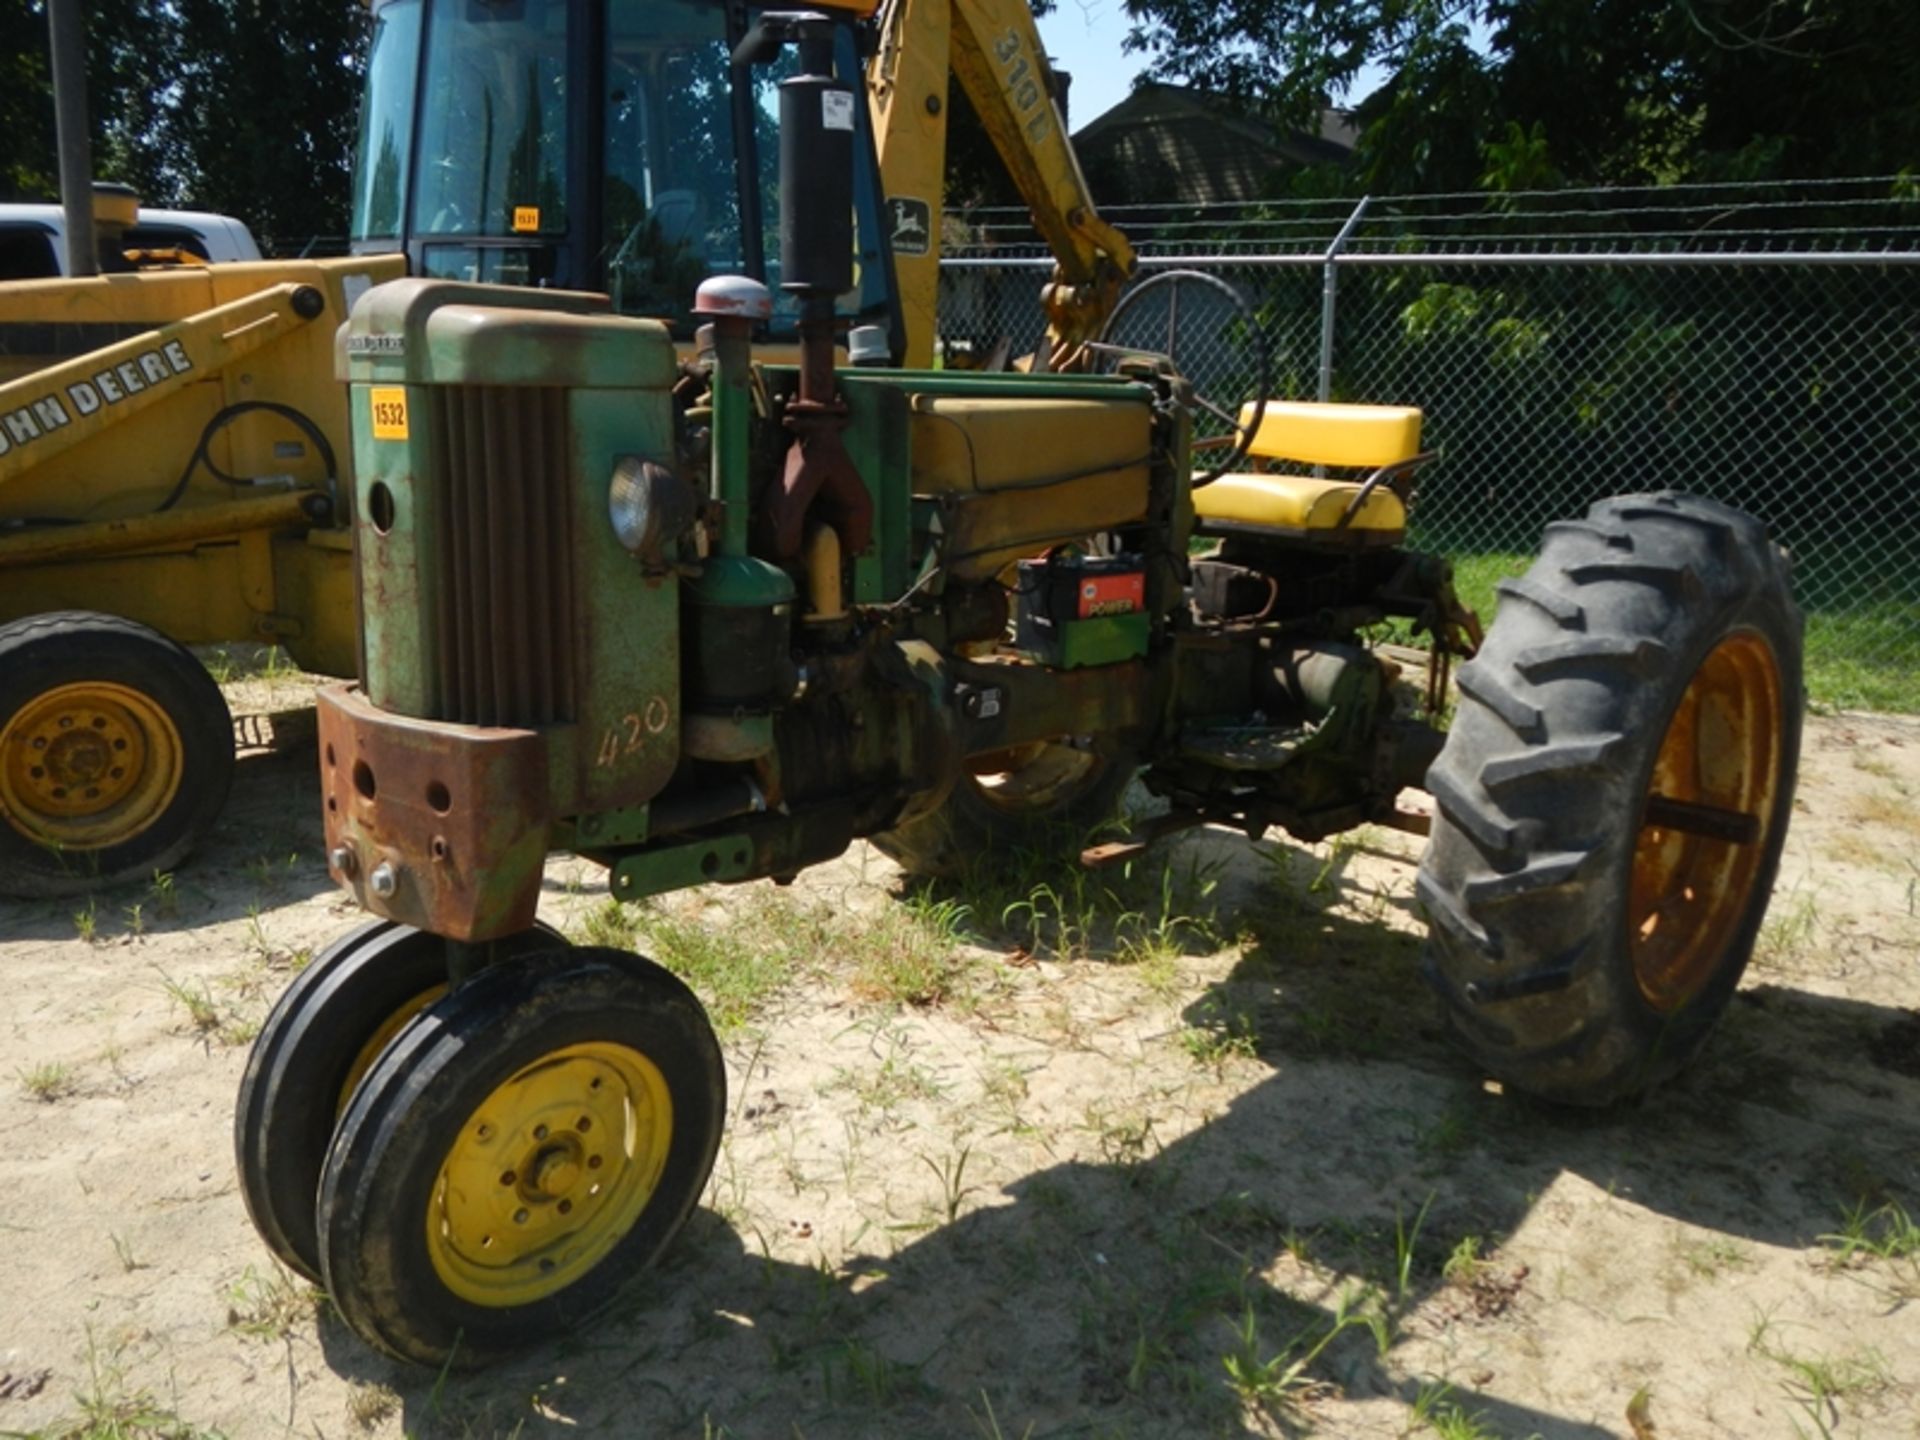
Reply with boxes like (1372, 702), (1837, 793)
(608, 457), (694, 571)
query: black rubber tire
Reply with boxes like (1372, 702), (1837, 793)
(1417, 492), (1802, 1106)
(871, 742), (1136, 878)
(317, 949), (726, 1367)
(0, 611), (233, 898)
(235, 919), (568, 1282)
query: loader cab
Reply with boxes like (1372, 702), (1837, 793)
(351, 0), (900, 352)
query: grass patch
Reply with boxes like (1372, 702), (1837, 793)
(1410, 1381), (1505, 1440)
(15, 1331), (225, 1440)
(1803, 606), (1920, 714)
(1747, 1311), (1889, 1437)
(1819, 1200), (1920, 1299)
(1419, 548), (1920, 714)
(940, 845), (1225, 970)
(223, 1264), (322, 1340)
(1676, 1234), (1751, 1279)
(1847, 789), (1920, 840)
(1753, 890), (1819, 971)
(636, 899), (809, 1035)
(1444, 550), (1533, 626)
(154, 969), (257, 1047)
(1220, 1286), (1387, 1420)
(17, 1060), (77, 1103)
(848, 889), (977, 1007)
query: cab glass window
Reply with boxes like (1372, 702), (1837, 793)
(412, 0), (569, 238)
(351, 0), (423, 241)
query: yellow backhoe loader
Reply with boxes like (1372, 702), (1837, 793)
(0, 0), (1135, 897)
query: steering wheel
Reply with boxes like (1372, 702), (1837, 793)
(1095, 268), (1271, 485)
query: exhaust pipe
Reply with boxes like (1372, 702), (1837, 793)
(49, 0), (96, 277)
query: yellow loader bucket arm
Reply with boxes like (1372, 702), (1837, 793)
(869, 0), (1136, 368)
(0, 281), (330, 496)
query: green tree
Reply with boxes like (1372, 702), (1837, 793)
(0, 0), (184, 203)
(1119, 0), (1920, 190)
(167, 0), (367, 246)
(0, 0), (363, 246)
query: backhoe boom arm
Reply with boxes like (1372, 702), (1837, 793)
(868, 0), (1135, 366)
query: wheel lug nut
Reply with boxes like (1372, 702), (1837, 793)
(330, 845), (357, 877)
(533, 1124), (548, 1141)
(514, 1208), (530, 1224)
(369, 861), (398, 897)
(577, 1117), (591, 1132)
(476, 1123), (493, 1141)
(587, 1155), (602, 1170)
(558, 1200), (572, 1215)
(500, 1170), (516, 1187)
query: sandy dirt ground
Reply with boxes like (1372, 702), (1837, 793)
(1, 700), (1916, 1440)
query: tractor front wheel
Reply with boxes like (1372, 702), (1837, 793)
(316, 949), (725, 1366)
(1417, 492), (1801, 1105)
(235, 919), (567, 1281)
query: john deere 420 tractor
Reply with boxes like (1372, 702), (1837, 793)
(234, 13), (1801, 1366)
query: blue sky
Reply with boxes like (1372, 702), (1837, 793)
(1034, 1), (1148, 127)
(1036, 2), (1394, 130)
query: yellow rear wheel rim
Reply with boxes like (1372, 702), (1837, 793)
(427, 1041), (673, 1307)
(969, 740), (1099, 814)
(0, 682), (184, 850)
(1628, 631), (1784, 1013)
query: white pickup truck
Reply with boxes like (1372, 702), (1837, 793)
(0, 202), (262, 279)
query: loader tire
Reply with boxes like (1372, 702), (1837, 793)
(1417, 492), (1801, 1106)
(0, 612), (234, 898)
(871, 740), (1135, 878)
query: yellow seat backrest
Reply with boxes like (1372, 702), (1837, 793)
(1240, 401), (1422, 469)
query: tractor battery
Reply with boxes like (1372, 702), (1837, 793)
(1014, 551), (1151, 669)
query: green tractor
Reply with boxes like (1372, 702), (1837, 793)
(234, 15), (1801, 1366)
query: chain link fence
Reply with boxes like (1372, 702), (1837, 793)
(941, 179), (1920, 712)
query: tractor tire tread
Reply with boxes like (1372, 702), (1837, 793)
(1416, 490), (1802, 1106)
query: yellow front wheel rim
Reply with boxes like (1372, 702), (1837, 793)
(427, 1041), (673, 1307)
(0, 682), (184, 850)
(338, 985), (449, 1117)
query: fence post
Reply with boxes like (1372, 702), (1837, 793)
(1318, 196), (1371, 402)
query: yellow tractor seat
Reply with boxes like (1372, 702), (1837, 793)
(1193, 401), (1429, 546)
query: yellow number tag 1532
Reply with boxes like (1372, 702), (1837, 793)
(369, 386), (409, 440)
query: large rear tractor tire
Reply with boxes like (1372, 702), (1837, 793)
(1417, 492), (1802, 1106)
(871, 739), (1135, 878)
(0, 611), (234, 898)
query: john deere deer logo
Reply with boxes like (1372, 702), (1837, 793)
(889, 198), (931, 257)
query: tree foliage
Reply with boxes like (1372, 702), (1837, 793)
(1120, 0), (1920, 190)
(0, 0), (364, 246)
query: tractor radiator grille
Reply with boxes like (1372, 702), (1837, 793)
(426, 385), (578, 727)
